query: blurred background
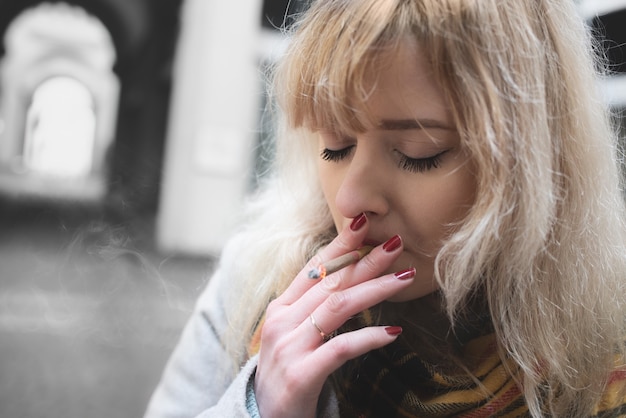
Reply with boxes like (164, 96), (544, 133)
(0, 0), (623, 417)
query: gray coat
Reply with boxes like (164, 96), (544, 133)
(144, 235), (339, 417)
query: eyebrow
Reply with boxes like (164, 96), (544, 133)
(378, 118), (455, 131)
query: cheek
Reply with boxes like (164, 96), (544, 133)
(433, 155), (477, 226)
(409, 170), (476, 249)
(440, 176), (475, 219)
(317, 162), (344, 229)
(436, 177), (476, 238)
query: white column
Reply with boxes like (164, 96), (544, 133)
(157, 0), (263, 255)
(578, 0), (626, 18)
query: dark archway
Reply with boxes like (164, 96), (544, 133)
(0, 0), (183, 217)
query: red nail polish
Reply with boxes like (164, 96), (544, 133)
(385, 326), (403, 336)
(382, 235), (402, 252)
(394, 268), (415, 280)
(350, 213), (367, 231)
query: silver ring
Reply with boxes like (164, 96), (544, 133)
(309, 314), (329, 342)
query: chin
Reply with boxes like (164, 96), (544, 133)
(385, 278), (439, 303)
(385, 294), (414, 303)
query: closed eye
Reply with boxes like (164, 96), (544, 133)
(320, 146), (355, 162)
(397, 150), (448, 173)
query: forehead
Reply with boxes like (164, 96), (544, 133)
(284, 35), (449, 134)
(360, 40), (452, 130)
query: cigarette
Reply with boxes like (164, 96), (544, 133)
(308, 246), (373, 279)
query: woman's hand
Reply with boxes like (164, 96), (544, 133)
(254, 213), (416, 418)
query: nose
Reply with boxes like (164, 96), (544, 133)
(333, 145), (390, 219)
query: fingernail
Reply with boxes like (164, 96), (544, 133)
(350, 213), (367, 231)
(394, 268), (415, 280)
(382, 235), (402, 252)
(385, 326), (403, 336)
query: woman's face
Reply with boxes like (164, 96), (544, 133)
(317, 41), (476, 302)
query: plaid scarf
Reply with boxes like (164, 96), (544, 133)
(248, 302), (626, 417)
(329, 306), (626, 418)
(329, 305), (529, 418)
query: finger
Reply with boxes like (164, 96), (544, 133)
(307, 326), (403, 379)
(288, 236), (404, 323)
(342, 235), (403, 289)
(278, 213), (369, 305)
(300, 268), (415, 345)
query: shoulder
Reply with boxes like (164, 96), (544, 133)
(195, 233), (249, 317)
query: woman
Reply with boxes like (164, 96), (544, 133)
(145, 0), (626, 416)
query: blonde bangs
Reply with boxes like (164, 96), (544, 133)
(275, 0), (419, 133)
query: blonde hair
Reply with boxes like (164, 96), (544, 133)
(224, 0), (626, 416)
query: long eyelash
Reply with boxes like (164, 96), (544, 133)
(320, 146), (354, 162)
(399, 151), (446, 173)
